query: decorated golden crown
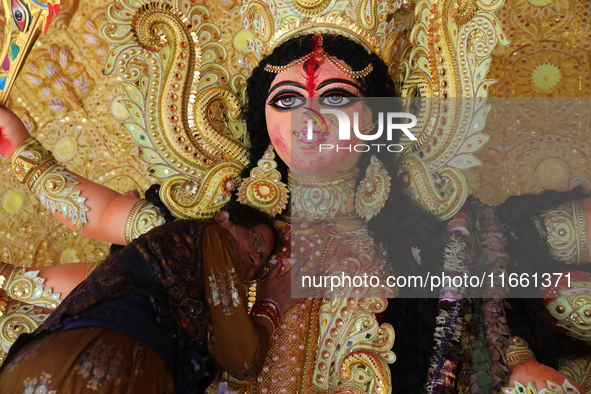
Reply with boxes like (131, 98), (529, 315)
(240, 0), (409, 76)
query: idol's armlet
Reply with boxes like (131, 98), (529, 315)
(537, 198), (591, 265)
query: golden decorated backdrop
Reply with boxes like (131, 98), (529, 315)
(467, 0), (591, 204)
(0, 0), (590, 267)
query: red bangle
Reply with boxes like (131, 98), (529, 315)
(252, 312), (276, 334)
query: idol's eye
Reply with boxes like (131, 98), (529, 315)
(322, 95), (352, 107)
(268, 93), (305, 110)
(12, 0), (30, 32)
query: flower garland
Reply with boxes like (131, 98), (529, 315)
(476, 203), (512, 390)
(426, 210), (473, 393)
(425, 199), (513, 393)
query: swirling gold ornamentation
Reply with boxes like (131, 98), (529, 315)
(399, 153), (469, 220)
(546, 280), (591, 343)
(395, 0), (509, 220)
(102, 0), (249, 219)
(130, 3), (183, 52)
(292, 0), (333, 16)
(32, 165), (90, 232)
(290, 168), (358, 222)
(1, 266), (61, 309)
(0, 264), (61, 364)
(314, 296), (395, 393)
(0, 302), (53, 364)
(355, 156), (391, 222)
(452, 0), (478, 26)
(339, 350), (392, 394)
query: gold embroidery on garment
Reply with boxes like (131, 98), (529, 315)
(207, 268), (241, 315)
(124, 199), (167, 243)
(539, 199), (589, 265)
(22, 372), (58, 394)
(74, 338), (125, 390)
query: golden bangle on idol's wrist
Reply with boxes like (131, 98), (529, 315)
(11, 137), (90, 232)
(11, 137), (57, 185)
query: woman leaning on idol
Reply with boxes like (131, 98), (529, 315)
(0, 113), (301, 391)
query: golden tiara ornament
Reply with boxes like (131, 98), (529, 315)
(101, 0), (250, 219)
(263, 34), (374, 79)
(241, 0), (403, 73)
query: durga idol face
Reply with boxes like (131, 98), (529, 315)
(264, 59), (372, 175)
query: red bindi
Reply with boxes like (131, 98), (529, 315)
(303, 34), (324, 98)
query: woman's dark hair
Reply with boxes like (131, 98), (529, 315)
(245, 33), (446, 393)
(221, 202), (281, 254)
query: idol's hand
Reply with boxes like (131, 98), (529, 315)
(0, 107), (32, 159)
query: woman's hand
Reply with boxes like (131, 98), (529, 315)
(0, 107), (31, 159)
(260, 259), (325, 313)
(260, 260), (302, 314)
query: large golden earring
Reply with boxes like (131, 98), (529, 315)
(355, 155), (391, 221)
(237, 145), (289, 217)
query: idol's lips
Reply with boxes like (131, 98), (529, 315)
(293, 129), (329, 145)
